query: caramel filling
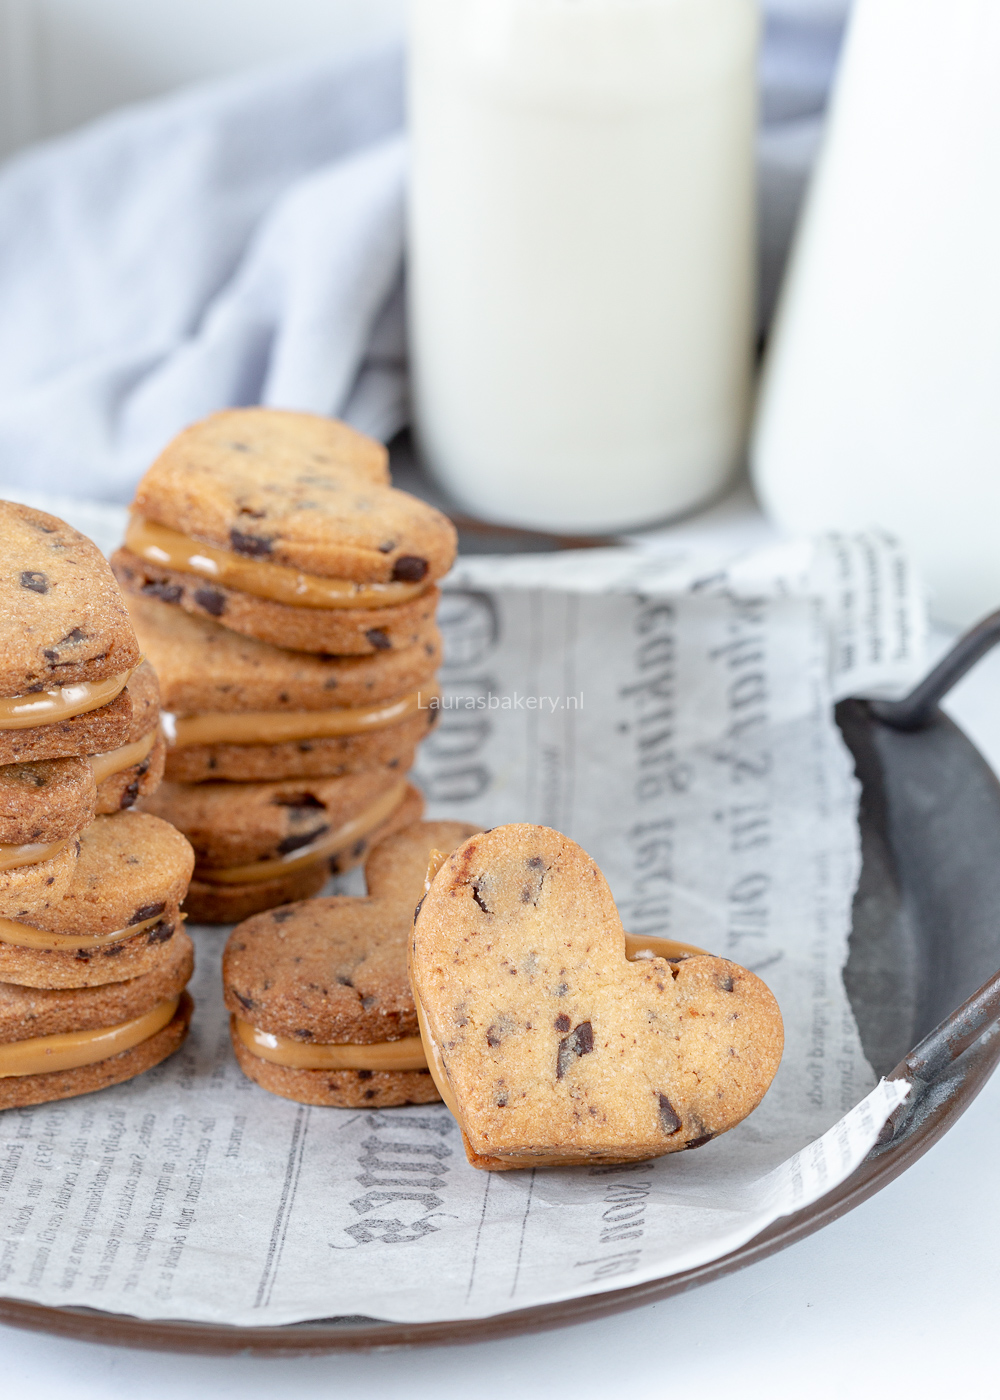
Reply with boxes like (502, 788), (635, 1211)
(164, 688), (434, 749)
(623, 933), (709, 961)
(89, 726), (158, 784)
(0, 911), (167, 951)
(0, 669), (134, 730)
(0, 835), (70, 873)
(195, 781), (408, 885)
(126, 517), (429, 611)
(424, 848), (449, 890)
(233, 1018), (427, 1071)
(413, 984), (459, 1119)
(0, 997), (179, 1079)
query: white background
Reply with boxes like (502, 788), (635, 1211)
(0, 0), (406, 159)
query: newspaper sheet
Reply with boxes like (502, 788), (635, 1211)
(0, 528), (922, 1326)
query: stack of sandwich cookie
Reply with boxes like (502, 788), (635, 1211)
(129, 592), (437, 919)
(0, 502), (165, 814)
(112, 408), (456, 921)
(1, 658), (165, 815)
(0, 813), (195, 1108)
(112, 407), (454, 655)
(0, 502), (195, 1106)
(223, 820), (482, 1107)
(128, 595), (440, 784)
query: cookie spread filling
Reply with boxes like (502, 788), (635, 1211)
(125, 517), (430, 611)
(0, 835), (71, 873)
(88, 726), (158, 784)
(623, 933), (709, 961)
(0, 997), (179, 1079)
(195, 780), (409, 885)
(412, 983), (461, 1119)
(232, 1019), (428, 1072)
(0, 668), (136, 730)
(162, 688), (435, 748)
(0, 910), (171, 951)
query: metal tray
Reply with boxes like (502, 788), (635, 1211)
(2, 598), (999, 1355)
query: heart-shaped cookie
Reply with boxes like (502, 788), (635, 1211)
(410, 824), (784, 1169)
(224, 819), (482, 1107)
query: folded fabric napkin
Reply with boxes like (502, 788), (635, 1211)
(0, 45), (407, 501)
(0, 3), (847, 503)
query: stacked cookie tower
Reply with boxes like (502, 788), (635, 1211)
(0, 502), (195, 1109)
(112, 408), (456, 923)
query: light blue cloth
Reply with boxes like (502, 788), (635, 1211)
(0, 5), (848, 503)
(0, 46), (407, 501)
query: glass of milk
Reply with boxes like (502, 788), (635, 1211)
(408, 0), (759, 534)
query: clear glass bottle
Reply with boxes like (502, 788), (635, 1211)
(408, 0), (759, 533)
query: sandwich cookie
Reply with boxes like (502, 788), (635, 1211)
(145, 775), (426, 924)
(0, 940), (194, 1109)
(224, 819), (482, 1107)
(0, 812), (195, 989)
(127, 593), (440, 783)
(0, 835), (82, 922)
(410, 825), (785, 1170)
(92, 659), (166, 813)
(112, 407), (457, 654)
(0, 756), (93, 920)
(0, 501), (141, 765)
(0, 756), (96, 845)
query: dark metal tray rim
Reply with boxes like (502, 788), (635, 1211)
(4, 609), (1000, 1354)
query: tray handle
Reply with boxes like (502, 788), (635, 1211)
(880, 967), (1000, 1144)
(870, 608), (1000, 730)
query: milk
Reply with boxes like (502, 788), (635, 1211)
(752, 0), (1000, 626)
(407, 0), (759, 533)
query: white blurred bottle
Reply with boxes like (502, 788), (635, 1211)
(408, 0), (759, 534)
(752, 0), (1000, 626)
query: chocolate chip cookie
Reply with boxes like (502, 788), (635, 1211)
(411, 825), (785, 1169)
(225, 819), (481, 1107)
(0, 500), (140, 696)
(181, 782), (425, 925)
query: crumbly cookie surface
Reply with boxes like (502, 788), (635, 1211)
(412, 825), (784, 1169)
(114, 550), (441, 655)
(0, 835), (81, 921)
(184, 784), (425, 924)
(0, 930), (193, 1041)
(28, 812), (194, 936)
(143, 767), (407, 869)
(230, 1034), (440, 1109)
(132, 408), (456, 584)
(0, 756), (96, 845)
(127, 593), (441, 714)
(224, 819), (482, 1044)
(0, 991), (191, 1109)
(0, 910), (184, 989)
(0, 501), (140, 696)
